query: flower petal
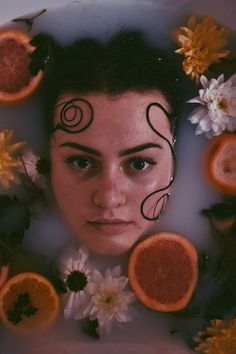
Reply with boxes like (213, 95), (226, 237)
(64, 292), (76, 319)
(200, 75), (209, 89)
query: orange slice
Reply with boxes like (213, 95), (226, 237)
(0, 265), (9, 290)
(128, 232), (198, 312)
(0, 272), (60, 335)
(206, 134), (236, 195)
(0, 29), (43, 103)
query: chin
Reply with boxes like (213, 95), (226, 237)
(78, 234), (136, 256)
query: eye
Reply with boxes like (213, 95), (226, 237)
(131, 158), (149, 171)
(64, 155), (98, 171)
(124, 157), (157, 174)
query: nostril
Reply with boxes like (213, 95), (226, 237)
(92, 183), (126, 208)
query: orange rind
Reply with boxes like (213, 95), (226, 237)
(0, 272), (60, 335)
(0, 29), (43, 103)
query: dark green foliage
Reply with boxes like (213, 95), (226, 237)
(7, 292), (38, 325)
(12, 9), (47, 31)
(0, 195), (31, 248)
(30, 33), (62, 75)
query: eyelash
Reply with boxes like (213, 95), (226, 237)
(64, 155), (157, 175)
(123, 157), (157, 174)
(64, 155), (99, 171)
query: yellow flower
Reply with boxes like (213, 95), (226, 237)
(0, 129), (25, 189)
(175, 16), (230, 83)
(194, 318), (236, 354)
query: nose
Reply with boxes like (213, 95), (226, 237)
(92, 176), (127, 209)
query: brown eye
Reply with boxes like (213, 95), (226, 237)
(124, 157), (157, 174)
(131, 158), (147, 170)
(74, 157), (91, 169)
(65, 155), (98, 171)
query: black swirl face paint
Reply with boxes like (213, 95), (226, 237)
(51, 96), (175, 222)
(51, 98), (94, 134)
(141, 102), (176, 221)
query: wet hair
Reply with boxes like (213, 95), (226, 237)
(45, 30), (183, 133)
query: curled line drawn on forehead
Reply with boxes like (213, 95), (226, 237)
(51, 98), (94, 134)
(141, 101), (176, 221)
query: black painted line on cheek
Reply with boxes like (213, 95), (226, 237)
(140, 102), (176, 221)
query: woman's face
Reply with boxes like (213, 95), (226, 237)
(50, 91), (174, 255)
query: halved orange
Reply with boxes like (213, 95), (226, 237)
(128, 232), (198, 312)
(0, 272), (60, 335)
(0, 29), (43, 103)
(0, 265), (9, 290)
(205, 134), (236, 195)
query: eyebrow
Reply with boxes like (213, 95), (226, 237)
(60, 142), (101, 156)
(119, 143), (162, 156)
(59, 142), (162, 156)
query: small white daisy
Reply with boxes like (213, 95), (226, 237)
(187, 74), (236, 138)
(58, 245), (92, 319)
(21, 149), (46, 187)
(82, 265), (135, 334)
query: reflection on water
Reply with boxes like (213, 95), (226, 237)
(0, 1), (222, 353)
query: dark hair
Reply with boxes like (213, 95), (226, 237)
(45, 30), (184, 221)
(46, 30), (183, 133)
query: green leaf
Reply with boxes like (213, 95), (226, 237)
(0, 196), (31, 246)
(29, 33), (62, 75)
(23, 305), (38, 318)
(208, 58), (236, 80)
(46, 265), (67, 294)
(12, 9), (47, 31)
(7, 292), (38, 325)
(172, 306), (201, 320)
(7, 308), (22, 325)
(201, 201), (236, 219)
(82, 319), (100, 339)
(204, 285), (235, 320)
(16, 292), (30, 308)
(198, 252), (210, 274)
(49, 273), (67, 294)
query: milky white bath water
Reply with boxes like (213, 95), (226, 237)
(0, 1), (228, 353)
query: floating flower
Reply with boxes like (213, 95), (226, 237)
(175, 16), (230, 83)
(0, 129), (25, 189)
(187, 74), (236, 138)
(21, 149), (47, 188)
(58, 246), (92, 319)
(194, 318), (236, 353)
(82, 266), (135, 334)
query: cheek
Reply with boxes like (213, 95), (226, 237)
(50, 147), (88, 211)
(135, 164), (173, 220)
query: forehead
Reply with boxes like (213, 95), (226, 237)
(53, 91), (172, 143)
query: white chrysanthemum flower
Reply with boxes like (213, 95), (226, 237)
(82, 265), (135, 334)
(58, 246), (92, 319)
(187, 74), (236, 138)
(21, 149), (46, 187)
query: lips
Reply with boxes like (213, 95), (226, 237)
(87, 218), (133, 235)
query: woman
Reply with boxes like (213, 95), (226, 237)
(47, 31), (182, 255)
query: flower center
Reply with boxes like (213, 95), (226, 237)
(217, 98), (228, 111)
(104, 294), (113, 305)
(36, 157), (50, 175)
(101, 291), (118, 309)
(66, 270), (88, 292)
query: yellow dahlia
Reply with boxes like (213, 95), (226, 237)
(0, 129), (25, 189)
(194, 318), (236, 354)
(175, 16), (230, 83)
